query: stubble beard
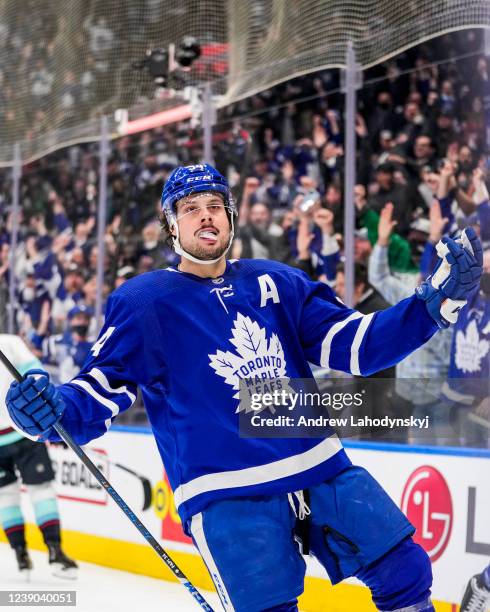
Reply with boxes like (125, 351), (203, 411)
(181, 233), (229, 261)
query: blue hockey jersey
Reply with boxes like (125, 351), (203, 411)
(444, 289), (490, 402)
(47, 259), (439, 523)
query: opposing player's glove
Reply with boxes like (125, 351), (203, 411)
(6, 369), (65, 437)
(416, 227), (483, 328)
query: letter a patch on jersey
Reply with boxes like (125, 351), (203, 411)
(258, 274), (280, 307)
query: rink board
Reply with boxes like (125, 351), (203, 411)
(2, 428), (488, 611)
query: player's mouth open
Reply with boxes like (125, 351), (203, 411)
(197, 227), (218, 243)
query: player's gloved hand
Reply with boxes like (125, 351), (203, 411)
(416, 227), (483, 328)
(6, 369), (65, 437)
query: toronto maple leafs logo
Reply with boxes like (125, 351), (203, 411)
(455, 320), (490, 374)
(208, 312), (293, 413)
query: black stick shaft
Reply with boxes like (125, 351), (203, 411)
(0, 349), (22, 382)
(0, 349), (214, 612)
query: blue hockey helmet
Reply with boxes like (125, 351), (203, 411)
(161, 164), (237, 222)
(160, 164), (237, 265)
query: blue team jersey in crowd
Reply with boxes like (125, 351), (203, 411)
(445, 289), (490, 402)
(47, 259), (438, 523)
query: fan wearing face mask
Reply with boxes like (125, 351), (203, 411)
(29, 305), (93, 384)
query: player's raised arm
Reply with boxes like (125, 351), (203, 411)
(299, 227), (482, 376)
(6, 292), (144, 444)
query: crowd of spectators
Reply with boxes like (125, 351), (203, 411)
(0, 0), (226, 147)
(0, 29), (488, 443)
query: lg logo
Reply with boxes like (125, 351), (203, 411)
(401, 466), (453, 562)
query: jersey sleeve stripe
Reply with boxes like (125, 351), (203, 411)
(440, 381), (474, 405)
(86, 367), (136, 405)
(350, 312), (375, 375)
(174, 435), (343, 510)
(320, 312), (363, 369)
(70, 379), (120, 418)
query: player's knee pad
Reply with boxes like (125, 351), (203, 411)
(27, 482), (59, 525)
(263, 600), (298, 612)
(26, 481), (57, 503)
(0, 481), (23, 530)
(0, 481), (21, 508)
(356, 537), (433, 611)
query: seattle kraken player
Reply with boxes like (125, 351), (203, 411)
(6, 165), (483, 612)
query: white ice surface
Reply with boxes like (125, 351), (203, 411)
(0, 542), (222, 612)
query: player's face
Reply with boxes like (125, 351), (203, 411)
(174, 192), (231, 261)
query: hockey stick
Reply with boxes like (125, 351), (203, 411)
(86, 447), (153, 511)
(0, 350), (214, 612)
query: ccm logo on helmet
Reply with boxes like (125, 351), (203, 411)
(186, 175), (212, 182)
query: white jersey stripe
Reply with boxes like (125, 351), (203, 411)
(350, 312), (375, 375)
(86, 367), (136, 405)
(320, 312), (362, 369)
(70, 379), (120, 431)
(440, 381), (474, 405)
(190, 513), (235, 611)
(174, 435), (343, 510)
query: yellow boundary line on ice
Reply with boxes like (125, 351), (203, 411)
(0, 525), (455, 611)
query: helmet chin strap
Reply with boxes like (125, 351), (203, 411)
(171, 215), (235, 266)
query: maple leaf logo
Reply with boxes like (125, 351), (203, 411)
(455, 320), (490, 374)
(208, 312), (292, 413)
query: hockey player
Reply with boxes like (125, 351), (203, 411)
(5, 165), (482, 611)
(0, 334), (77, 578)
